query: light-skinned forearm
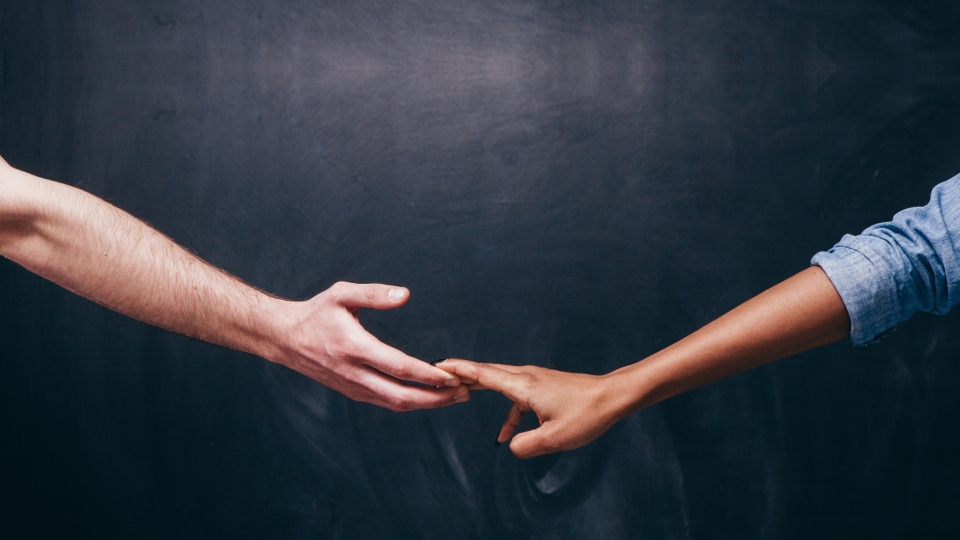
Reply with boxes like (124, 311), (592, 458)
(607, 266), (851, 419)
(0, 164), (292, 362)
(0, 161), (465, 410)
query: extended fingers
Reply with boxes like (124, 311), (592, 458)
(357, 335), (461, 388)
(443, 361), (526, 388)
(435, 359), (533, 403)
(325, 365), (464, 412)
(321, 287), (460, 389)
(353, 366), (469, 411)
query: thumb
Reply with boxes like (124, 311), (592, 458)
(328, 282), (410, 310)
(509, 425), (558, 460)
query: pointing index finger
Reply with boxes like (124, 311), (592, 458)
(357, 335), (461, 388)
(437, 359), (530, 403)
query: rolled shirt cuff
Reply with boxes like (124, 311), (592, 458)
(811, 234), (903, 345)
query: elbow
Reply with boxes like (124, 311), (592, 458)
(904, 256), (956, 317)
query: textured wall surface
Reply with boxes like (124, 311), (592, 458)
(2, 1), (960, 538)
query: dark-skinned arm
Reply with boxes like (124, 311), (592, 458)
(439, 267), (848, 458)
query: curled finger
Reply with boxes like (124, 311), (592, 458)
(495, 401), (529, 446)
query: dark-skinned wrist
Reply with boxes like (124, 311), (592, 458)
(603, 354), (672, 422)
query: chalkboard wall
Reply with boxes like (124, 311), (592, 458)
(3, 1), (960, 538)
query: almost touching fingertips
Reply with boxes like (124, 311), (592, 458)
(431, 361), (461, 386)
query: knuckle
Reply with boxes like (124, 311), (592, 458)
(387, 395), (412, 411)
(326, 334), (359, 360)
(345, 368), (371, 386)
(332, 369), (363, 389)
(389, 363), (412, 381)
(341, 342), (364, 360)
(476, 364), (494, 382)
(338, 281), (360, 296)
(516, 373), (537, 394)
(323, 282), (350, 304)
(363, 283), (379, 301)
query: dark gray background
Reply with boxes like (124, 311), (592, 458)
(3, 1), (960, 538)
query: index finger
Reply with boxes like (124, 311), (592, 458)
(436, 361), (526, 390)
(356, 333), (462, 388)
(354, 366), (467, 410)
(435, 359), (530, 403)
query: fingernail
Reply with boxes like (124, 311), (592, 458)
(444, 378), (461, 387)
(494, 439), (502, 447)
(430, 359), (446, 366)
(453, 389), (470, 403)
(387, 287), (406, 301)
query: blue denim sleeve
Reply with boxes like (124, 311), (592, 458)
(811, 174), (960, 345)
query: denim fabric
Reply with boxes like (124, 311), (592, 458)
(811, 174), (960, 345)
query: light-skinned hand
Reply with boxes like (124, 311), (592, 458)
(1, 157), (466, 412)
(274, 283), (470, 412)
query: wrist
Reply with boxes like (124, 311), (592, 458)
(602, 353), (671, 421)
(239, 295), (304, 365)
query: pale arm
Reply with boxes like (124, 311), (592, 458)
(0, 158), (466, 411)
(439, 267), (848, 457)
